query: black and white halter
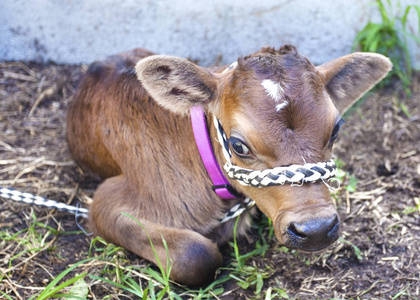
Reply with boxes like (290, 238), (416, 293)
(213, 117), (338, 188)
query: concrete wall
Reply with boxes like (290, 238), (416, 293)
(0, 0), (418, 67)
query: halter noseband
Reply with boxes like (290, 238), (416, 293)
(213, 117), (337, 187)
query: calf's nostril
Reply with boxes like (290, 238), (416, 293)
(287, 222), (308, 239)
(328, 215), (339, 232)
(326, 214), (340, 238)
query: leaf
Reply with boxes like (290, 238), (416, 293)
(142, 288), (149, 300)
(156, 286), (169, 300)
(401, 5), (420, 32)
(67, 277), (89, 300)
(339, 238), (363, 261)
(265, 287), (273, 300)
(237, 281), (250, 289)
(399, 102), (411, 118)
(37, 273), (87, 300)
(346, 175), (358, 192)
(36, 258), (96, 300)
(255, 274), (264, 295)
(377, 0), (392, 25)
(209, 287), (224, 296)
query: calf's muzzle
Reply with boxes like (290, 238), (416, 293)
(286, 213), (340, 251)
(273, 198), (341, 252)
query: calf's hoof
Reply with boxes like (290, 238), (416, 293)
(169, 238), (223, 286)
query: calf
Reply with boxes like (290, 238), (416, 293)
(66, 45), (391, 285)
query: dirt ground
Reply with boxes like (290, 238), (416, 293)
(0, 60), (419, 300)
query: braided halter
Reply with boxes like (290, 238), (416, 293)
(213, 117), (338, 187)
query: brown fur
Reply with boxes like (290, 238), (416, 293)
(67, 45), (391, 285)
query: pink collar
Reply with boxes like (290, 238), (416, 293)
(190, 106), (239, 200)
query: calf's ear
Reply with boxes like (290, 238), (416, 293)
(316, 53), (392, 114)
(135, 55), (218, 115)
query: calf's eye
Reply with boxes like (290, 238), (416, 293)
(331, 118), (345, 142)
(229, 137), (251, 157)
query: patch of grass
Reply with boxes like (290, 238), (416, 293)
(87, 212), (231, 300)
(88, 238), (173, 299)
(353, 0), (420, 95)
(335, 159), (358, 191)
(336, 169), (358, 193)
(88, 212), (177, 299)
(0, 213), (95, 299)
(394, 96), (413, 118)
(256, 214), (275, 244)
(1, 212), (58, 273)
(392, 284), (412, 299)
(401, 205), (419, 215)
(89, 236), (126, 259)
(223, 216), (280, 297)
(265, 279), (290, 300)
(30, 258), (91, 300)
(179, 276), (230, 299)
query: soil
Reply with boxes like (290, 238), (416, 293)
(0, 61), (419, 300)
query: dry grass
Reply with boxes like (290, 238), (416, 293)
(0, 61), (419, 299)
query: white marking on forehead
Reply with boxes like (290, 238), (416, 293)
(222, 61), (238, 74)
(261, 79), (284, 102)
(275, 101), (289, 112)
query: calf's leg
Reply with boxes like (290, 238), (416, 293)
(89, 175), (222, 286)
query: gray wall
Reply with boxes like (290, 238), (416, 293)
(1, 0), (418, 67)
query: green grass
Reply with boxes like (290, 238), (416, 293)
(0, 212), (58, 272)
(353, 0), (420, 95)
(338, 238), (363, 262)
(225, 217), (271, 295)
(83, 213), (286, 299)
(30, 258), (91, 300)
(87, 213), (232, 299)
(331, 158), (359, 208)
(0, 212), (93, 299)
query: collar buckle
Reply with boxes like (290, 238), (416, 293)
(212, 184), (242, 199)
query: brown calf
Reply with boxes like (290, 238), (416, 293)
(66, 46), (391, 285)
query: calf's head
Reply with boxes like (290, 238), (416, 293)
(136, 46), (392, 252)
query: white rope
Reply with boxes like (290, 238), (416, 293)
(0, 186), (250, 224)
(0, 187), (89, 218)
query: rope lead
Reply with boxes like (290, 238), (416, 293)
(0, 187), (89, 218)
